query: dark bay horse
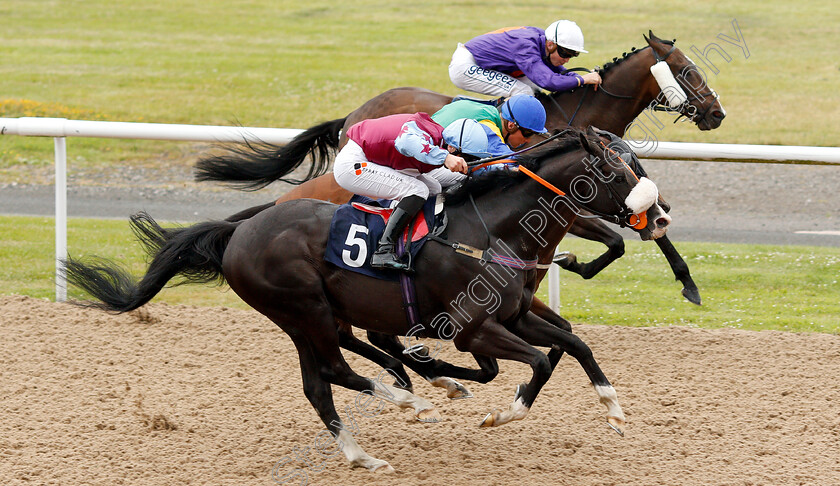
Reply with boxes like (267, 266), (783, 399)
(67, 128), (665, 472)
(217, 131), (671, 402)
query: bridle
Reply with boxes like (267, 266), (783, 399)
(465, 132), (650, 230)
(647, 44), (720, 124)
(543, 43), (720, 127)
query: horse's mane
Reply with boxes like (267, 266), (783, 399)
(444, 130), (584, 207)
(599, 38), (675, 74)
(529, 37), (678, 102)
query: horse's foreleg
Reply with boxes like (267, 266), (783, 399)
(528, 299), (572, 369)
(655, 235), (702, 305)
(557, 218), (625, 279)
(510, 312), (625, 436)
(454, 319), (552, 428)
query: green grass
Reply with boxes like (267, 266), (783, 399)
(1, 3), (838, 333)
(2, 215), (838, 334)
(0, 215), (244, 308)
(1, 0), (839, 182)
(538, 238), (840, 334)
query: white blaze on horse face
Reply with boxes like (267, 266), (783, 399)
(625, 177), (659, 214)
(650, 61), (689, 107)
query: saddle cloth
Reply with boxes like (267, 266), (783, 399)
(324, 195), (440, 281)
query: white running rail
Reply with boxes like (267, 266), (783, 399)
(2, 116), (839, 303)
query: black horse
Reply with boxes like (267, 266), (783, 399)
(66, 128), (667, 472)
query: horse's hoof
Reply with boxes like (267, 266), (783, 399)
(430, 377), (473, 400)
(607, 416), (626, 437)
(416, 407), (441, 423)
(446, 381), (473, 400)
(372, 462), (395, 474)
(681, 287), (702, 305)
(448, 388), (473, 400)
(553, 251), (576, 268)
(402, 343), (430, 357)
(480, 409), (500, 427)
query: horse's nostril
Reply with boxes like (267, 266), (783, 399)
(656, 217), (670, 228)
(712, 110), (725, 120)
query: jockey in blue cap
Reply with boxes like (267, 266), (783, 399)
(449, 20), (602, 97)
(428, 94), (547, 180)
(333, 115), (489, 271)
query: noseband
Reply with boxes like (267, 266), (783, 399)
(649, 44), (720, 124)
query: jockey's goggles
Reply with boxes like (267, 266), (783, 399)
(517, 126), (538, 138)
(555, 47), (579, 59)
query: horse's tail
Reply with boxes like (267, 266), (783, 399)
(194, 117), (347, 191)
(65, 212), (240, 313)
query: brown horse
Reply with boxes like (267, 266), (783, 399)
(195, 31), (723, 305)
(66, 128), (664, 472)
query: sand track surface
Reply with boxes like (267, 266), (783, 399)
(1, 295), (839, 485)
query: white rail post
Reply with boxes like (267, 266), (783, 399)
(548, 257), (560, 313)
(54, 137), (67, 302)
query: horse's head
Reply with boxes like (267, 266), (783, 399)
(576, 127), (671, 240)
(644, 31), (726, 130)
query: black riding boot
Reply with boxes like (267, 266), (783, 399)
(370, 195), (425, 272)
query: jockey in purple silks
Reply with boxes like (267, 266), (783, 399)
(333, 115), (490, 272)
(449, 20), (602, 98)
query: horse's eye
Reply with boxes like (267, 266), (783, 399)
(614, 174), (626, 183)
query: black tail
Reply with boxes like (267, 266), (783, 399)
(65, 212), (240, 313)
(194, 117), (347, 191)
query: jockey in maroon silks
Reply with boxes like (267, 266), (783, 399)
(333, 114), (490, 272)
(449, 20), (602, 98)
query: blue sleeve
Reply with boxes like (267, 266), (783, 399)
(394, 121), (449, 166)
(483, 126), (513, 157)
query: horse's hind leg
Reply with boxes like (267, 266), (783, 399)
(510, 312), (626, 436)
(287, 333), (395, 473)
(337, 323), (415, 393)
(313, 331), (442, 423)
(366, 331), (481, 399)
(275, 306), (441, 423)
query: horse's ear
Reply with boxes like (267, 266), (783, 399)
(648, 31), (663, 44)
(579, 126), (602, 156)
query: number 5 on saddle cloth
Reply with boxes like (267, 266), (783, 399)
(324, 195), (445, 281)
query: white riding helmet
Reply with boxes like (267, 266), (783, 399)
(442, 119), (491, 158)
(545, 20), (588, 53)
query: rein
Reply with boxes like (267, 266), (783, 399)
(466, 130), (572, 168)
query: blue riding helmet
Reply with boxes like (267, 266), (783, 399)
(501, 94), (548, 134)
(442, 118), (491, 158)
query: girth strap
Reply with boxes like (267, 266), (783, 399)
(427, 235), (539, 271)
